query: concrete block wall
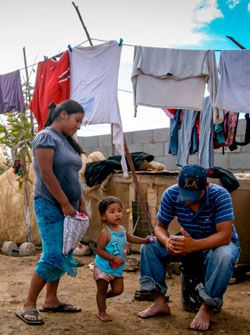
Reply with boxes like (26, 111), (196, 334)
(78, 119), (250, 173)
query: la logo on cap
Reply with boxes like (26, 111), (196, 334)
(184, 178), (199, 189)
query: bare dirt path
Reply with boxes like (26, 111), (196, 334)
(0, 254), (249, 335)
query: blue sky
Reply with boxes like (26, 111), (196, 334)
(0, 0), (249, 135)
(192, 0), (249, 50)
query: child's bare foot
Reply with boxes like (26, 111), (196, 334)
(138, 302), (170, 319)
(97, 312), (113, 322)
(190, 304), (211, 331)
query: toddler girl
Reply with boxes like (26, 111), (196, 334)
(93, 196), (150, 322)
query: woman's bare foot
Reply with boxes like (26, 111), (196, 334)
(190, 304), (212, 331)
(97, 312), (113, 322)
(138, 302), (170, 319)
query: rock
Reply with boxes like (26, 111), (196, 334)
(2, 241), (19, 256)
(73, 245), (91, 256)
(124, 256), (139, 272)
(19, 242), (36, 256)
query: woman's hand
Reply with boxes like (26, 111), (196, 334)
(61, 202), (76, 216)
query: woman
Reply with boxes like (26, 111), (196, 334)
(16, 100), (86, 325)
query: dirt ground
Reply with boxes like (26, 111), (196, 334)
(1, 253), (250, 335)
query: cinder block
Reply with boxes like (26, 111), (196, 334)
(160, 155), (179, 171)
(80, 136), (98, 148)
(124, 132), (133, 145)
(132, 130), (153, 144)
(98, 134), (111, 147)
(77, 137), (84, 147)
(214, 153), (229, 169)
(242, 144), (250, 153)
(152, 128), (169, 142)
(128, 143), (143, 152)
(106, 146), (113, 157)
(229, 153), (250, 171)
(164, 142), (171, 155)
(142, 143), (164, 157)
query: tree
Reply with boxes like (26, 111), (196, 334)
(0, 80), (35, 242)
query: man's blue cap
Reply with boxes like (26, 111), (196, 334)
(178, 165), (207, 202)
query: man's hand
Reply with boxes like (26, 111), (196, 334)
(165, 237), (175, 255)
(169, 228), (196, 255)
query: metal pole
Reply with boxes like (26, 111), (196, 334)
(226, 36), (246, 49)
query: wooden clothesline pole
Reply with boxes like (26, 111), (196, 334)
(124, 139), (153, 233)
(72, 1), (93, 46)
(22, 47), (34, 136)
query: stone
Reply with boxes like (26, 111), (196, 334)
(18, 242), (36, 256)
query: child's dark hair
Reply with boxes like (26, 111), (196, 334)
(44, 100), (84, 155)
(99, 196), (123, 215)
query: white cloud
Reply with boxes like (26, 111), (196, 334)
(193, 0), (223, 27)
(248, 2), (250, 11)
(227, 0), (241, 9)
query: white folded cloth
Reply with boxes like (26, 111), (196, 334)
(63, 212), (90, 255)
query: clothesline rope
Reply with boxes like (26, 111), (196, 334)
(17, 36), (227, 74)
(18, 39), (90, 72)
(91, 37), (224, 52)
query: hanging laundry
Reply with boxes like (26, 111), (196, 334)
(229, 113), (250, 151)
(131, 46), (221, 123)
(30, 51), (70, 130)
(215, 50), (250, 112)
(176, 109), (199, 167)
(199, 96), (214, 169)
(0, 70), (25, 114)
(223, 111), (239, 147)
(70, 41), (127, 176)
(168, 97), (214, 169)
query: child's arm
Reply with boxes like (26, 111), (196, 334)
(126, 232), (151, 244)
(96, 229), (124, 264)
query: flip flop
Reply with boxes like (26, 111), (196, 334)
(39, 303), (81, 313)
(15, 310), (44, 325)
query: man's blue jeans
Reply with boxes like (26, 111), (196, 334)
(139, 240), (240, 308)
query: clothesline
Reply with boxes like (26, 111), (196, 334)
(18, 39), (90, 72)
(18, 36), (227, 74)
(91, 37), (224, 52)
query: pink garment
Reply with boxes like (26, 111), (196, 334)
(93, 265), (116, 282)
(223, 111), (239, 146)
(162, 107), (176, 119)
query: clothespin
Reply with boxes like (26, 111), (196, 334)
(44, 56), (48, 61)
(68, 44), (73, 52)
(119, 38), (123, 47)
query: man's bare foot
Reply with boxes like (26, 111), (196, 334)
(190, 304), (212, 331)
(138, 302), (170, 319)
(97, 312), (113, 322)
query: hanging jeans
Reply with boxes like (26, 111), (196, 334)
(176, 110), (199, 167)
(199, 96), (214, 169)
(169, 110), (198, 157)
(139, 240), (240, 308)
(168, 110), (182, 155)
